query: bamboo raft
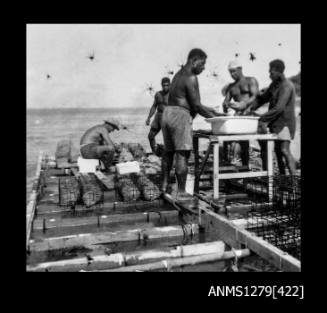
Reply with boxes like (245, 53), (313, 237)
(26, 151), (300, 272)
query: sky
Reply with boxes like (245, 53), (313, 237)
(27, 24), (301, 110)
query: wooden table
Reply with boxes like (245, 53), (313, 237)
(193, 131), (278, 200)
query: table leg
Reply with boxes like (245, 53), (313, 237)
(267, 140), (274, 202)
(213, 142), (219, 200)
(193, 136), (199, 194)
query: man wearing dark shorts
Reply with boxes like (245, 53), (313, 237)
(80, 118), (127, 169)
(161, 48), (219, 200)
(248, 59), (296, 175)
(146, 77), (170, 155)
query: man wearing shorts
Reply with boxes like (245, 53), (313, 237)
(161, 48), (219, 200)
(80, 118), (127, 169)
(248, 59), (296, 175)
(146, 77), (170, 155)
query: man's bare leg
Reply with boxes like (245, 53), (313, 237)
(161, 150), (174, 193)
(148, 128), (160, 155)
(175, 150), (193, 200)
(96, 146), (115, 169)
(274, 141), (286, 175)
(280, 140), (296, 176)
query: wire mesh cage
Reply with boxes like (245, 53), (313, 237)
(58, 176), (81, 208)
(244, 175), (301, 260)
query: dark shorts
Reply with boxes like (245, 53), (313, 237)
(80, 143), (99, 159)
(161, 106), (193, 151)
(150, 112), (163, 131)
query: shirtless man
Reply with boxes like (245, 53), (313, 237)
(146, 77), (170, 155)
(248, 59), (297, 175)
(161, 48), (220, 200)
(80, 118), (127, 169)
(222, 60), (259, 166)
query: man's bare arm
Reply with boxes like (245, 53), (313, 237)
(222, 89), (232, 113)
(259, 83), (292, 123)
(248, 84), (272, 112)
(185, 76), (217, 118)
(146, 94), (158, 124)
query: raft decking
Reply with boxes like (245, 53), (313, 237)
(26, 151), (300, 272)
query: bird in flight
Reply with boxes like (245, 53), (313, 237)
(210, 69), (219, 79)
(87, 51), (95, 61)
(145, 83), (155, 96)
(165, 65), (174, 76)
(46, 74), (51, 79)
(278, 43), (282, 46)
(235, 53), (240, 58)
(249, 52), (256, 62)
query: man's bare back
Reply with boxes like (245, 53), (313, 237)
(80, 125), (107, 145)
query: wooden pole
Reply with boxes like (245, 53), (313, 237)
(93, 249), (250, 272)
(27, 240), (228, 272)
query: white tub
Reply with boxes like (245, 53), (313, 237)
(205, 116), (259, 135)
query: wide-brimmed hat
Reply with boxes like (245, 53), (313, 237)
(104, 118), (127, 130)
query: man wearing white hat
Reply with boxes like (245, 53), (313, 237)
(221, 59), (259, 166)
(79, 118), (127, 168)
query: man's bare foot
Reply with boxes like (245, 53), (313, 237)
(176, 191), (195, 202)
(161, 183), (173, 194)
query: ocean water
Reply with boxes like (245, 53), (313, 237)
(27, 106), (301, 200)
(27, 107), (159, 199)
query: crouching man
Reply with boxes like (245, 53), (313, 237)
(80, 118), (127, 169)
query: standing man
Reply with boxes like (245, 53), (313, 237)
(247, 59), (296, 175)
(222, 60), (259, 166)
(146, 77), (170, 155)
(161, 48), (219, 200)
(80, 118), (127, 169)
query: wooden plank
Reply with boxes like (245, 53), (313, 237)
(219, 171), (268, 179)
(26, 151), (43, 249)
(209, 134), (278, 142)
(32, 210), (179, 230)
(29, 223), (199, 252)
(36, 198), (169, 216)
(27, 240), (226, 272)
(93, 249), (250, 272)
(198, 203), (300, 272)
